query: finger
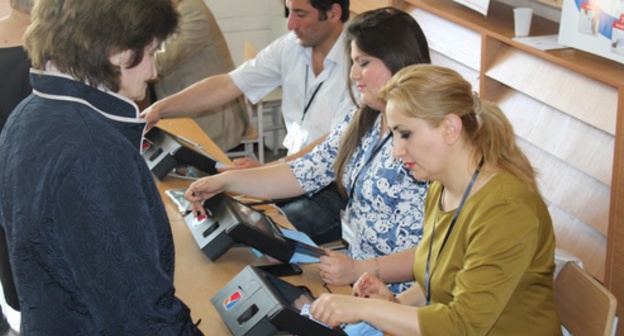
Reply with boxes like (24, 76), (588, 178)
(191, 202), (206, 217)
(184, 187), (200, 201)
(232, 158), (250, 166)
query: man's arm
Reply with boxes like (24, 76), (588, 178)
(280, 133), (328, 162)
(217, 133), (330, 171)
(142, 74), (243, 129)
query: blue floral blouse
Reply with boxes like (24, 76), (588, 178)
(290, 109), (428, 293)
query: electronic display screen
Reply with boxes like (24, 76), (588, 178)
(225, 197), (285, 242)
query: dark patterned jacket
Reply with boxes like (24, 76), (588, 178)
(0, 71), (202, 335)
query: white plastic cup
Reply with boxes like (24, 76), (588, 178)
(513, 7), (533, 37)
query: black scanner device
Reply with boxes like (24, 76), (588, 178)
(141, 126), (218, 180)
(184, 193), (326, 262)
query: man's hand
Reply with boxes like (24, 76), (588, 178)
(139, 104), (162, 132)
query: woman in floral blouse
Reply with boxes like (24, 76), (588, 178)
(186, 7), (430, 293)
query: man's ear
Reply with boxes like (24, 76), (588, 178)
(329, 3), (342, 21)
(443, 114), (463, 145)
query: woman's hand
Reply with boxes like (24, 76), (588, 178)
(309, 294), (365, 328)
(353, 272), (397, 302)
(184, 175), (228, 217)
(319, 250), (363, 286)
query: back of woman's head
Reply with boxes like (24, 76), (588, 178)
(381, 64), (538, 191)
(25, 0), (179, 92)
(10, 0), (35, 13)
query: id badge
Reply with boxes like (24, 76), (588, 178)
(340, 205), (356, 247)
(282, 122), (308, 153)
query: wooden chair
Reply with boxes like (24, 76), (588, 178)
(227, 42), (285, 163)
(226, 42), (265, 163)
(555, 262), (617, 336)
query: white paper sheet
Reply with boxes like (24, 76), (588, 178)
(453, 0), (491, 16)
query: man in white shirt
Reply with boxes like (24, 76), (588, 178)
(142, 0), (352, 244)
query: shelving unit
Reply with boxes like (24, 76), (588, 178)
(352, 1), (624, 333)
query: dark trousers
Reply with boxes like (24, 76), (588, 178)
(277, 183), (347, 245)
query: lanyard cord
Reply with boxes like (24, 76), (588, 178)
(348, 134), (392, 201)
(301, 64), (324, 123)
(424, 158), (484, 305)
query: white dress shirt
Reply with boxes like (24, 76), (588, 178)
(230, 31), (353, 154)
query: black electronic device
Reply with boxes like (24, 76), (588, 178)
(184, 193), (327, 262)
(212, 265), (346, 336)
(141, 127), (218, 180)
(257, 263), (302, 277)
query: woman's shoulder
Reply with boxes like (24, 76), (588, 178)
(481, 172), (540, 202)
(471, 172), (550, 231)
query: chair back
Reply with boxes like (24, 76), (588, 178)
(555, 262), (617, 336)
(226, 42), (264, 163)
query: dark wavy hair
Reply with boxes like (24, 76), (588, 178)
(334, 7), (431, 196)
(25, 0), (179, 93)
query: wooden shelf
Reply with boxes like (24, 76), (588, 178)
(404, 0), (624, 87)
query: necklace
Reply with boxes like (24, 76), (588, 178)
(423, 158), (484, 305)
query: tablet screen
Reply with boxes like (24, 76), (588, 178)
(227, 197), (283, 240)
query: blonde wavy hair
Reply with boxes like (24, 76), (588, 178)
(380, 64), (539, 191)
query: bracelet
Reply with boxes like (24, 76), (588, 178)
(372, 258), (380, 279)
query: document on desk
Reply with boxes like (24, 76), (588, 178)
(512, 35), (569, 51)
(282, 229), (322, 264)
(165, 188), (190, 214)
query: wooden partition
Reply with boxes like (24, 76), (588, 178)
(351, 1), (624, 334)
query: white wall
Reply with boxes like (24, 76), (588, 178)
(203, 0), (288, 66)
(205, 0), (562, 66)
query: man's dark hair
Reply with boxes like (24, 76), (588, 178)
(311, 0), (349, 22)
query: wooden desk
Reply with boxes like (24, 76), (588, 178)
(154, 118), (350, 334)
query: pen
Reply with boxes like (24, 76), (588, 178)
(173, 134), (203, 150)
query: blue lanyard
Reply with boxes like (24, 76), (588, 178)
(301, 64), (324, 122)
(424, 158), (483, 305)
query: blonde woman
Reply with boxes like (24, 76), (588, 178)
(310, 64), (561, 335)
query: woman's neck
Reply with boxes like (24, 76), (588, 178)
(380, 113), (388, 135)
(439, 151), (484, 211)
